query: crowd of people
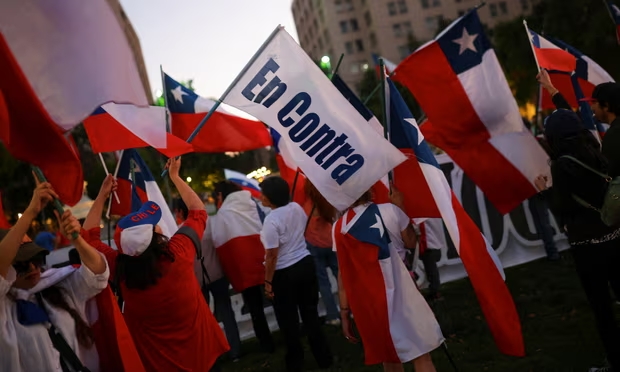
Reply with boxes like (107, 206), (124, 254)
(0, 71), (619, 371)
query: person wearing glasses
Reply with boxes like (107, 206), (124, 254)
(0, 182), (109, 372)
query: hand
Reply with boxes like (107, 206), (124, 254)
(341, 310), (358, 343)
(536, 69), (557, 94)
(26, 182), (58, 215)
(534, 175), (548, 192)
(166, 157), (182, 180)
(264, 282), (274, 300)
(56, 210), (81, 240)
(389, 182), (405, 209)
(98, 174), (117, 200)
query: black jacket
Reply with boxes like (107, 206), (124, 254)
(602, 117), (620, 178)
(547, 92), (616, 243)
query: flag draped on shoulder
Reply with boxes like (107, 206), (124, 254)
(393, 10), (549, 215)
(224, 169), (261, 198)
(84, 104), (193, 158)
(109, 149), (177, 237)
(222, 26), (406, 211)
(164, 73), (272, 153)
(537, 36), (615, 110)
(386, 77), (525, 357)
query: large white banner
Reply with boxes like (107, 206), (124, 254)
(216, 154), (568, 340)
(222, 27), (406, 211)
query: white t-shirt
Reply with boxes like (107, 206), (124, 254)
(423, 218), (444, 250)
(260, 202), (310, 270)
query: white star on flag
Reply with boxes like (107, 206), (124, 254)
(404, 118), (424, 145)
(370, 214), (385, 237)
(171, 86), (188, 104)
(453, 28), (478, 55)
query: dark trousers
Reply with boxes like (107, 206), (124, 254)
(572, 239), (620, 369)
(528, 194), (559, 259)
(421, 249), (441, 295)
(241, 285), (275, 352)
(202, 278), (241, 358)
(273, 255), (333, 371)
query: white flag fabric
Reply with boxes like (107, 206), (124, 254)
(0, 0), (148, 130)
(223, 27), (406, 211)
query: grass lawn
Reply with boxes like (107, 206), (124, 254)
(220, 252), (615, 371)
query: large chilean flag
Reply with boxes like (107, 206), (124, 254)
(393, 10), (549, 215)
(164, 73), (272, 153)
(386, 77), (524, 357)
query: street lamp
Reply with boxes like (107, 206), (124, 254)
(319, 55), (331, 76)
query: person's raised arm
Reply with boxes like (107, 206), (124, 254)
(0, 183), (56, 278)
(83, 174), (117, 231)
(167, 157), (203, 211)
(58, 210), (106, 275)
(537, 69), (571, 110)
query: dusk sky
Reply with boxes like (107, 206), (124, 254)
(120, 0), (299, 101)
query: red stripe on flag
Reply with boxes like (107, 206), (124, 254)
(110, 178), (134, 217)
(0, 35), (83, 206)
(395, 43), (534, 214)
(216, 235), (265, 292)
(541, 74), (596, 110)
(275, 154), (306, 206)
(533, 48), (576, 73)
(171, 112), (272, 153)
(450, 192), (525, 356)
(393, 149), (440, 218)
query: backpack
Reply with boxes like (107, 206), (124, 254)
(560, 155), (620, 227)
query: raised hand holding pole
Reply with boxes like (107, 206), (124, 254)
(31, 166), (78, 239)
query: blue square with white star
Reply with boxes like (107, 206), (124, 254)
(348, 204), (392, 260)
(437, 11), (491, 75)
(164, 73), (199, 114)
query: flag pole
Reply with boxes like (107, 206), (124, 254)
(97, 152), (121, 204)
(379, 58), (394, 184)
(106, 150), (124, 220)
(523, 20), (542, 72)
(159, 65), (175, 210)
(162, 24), (284, 177)
(31, 166), (78, 239)
(603, 0), (616, 23)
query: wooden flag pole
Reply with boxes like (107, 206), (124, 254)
(97, 152), (121, 204)
(379, 58), (394, 184)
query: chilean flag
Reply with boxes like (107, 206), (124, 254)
(108, 149), (177, 238)
(539, 36), (615, 110)
(527, 29), (576, 73)
(393, 10), (549, 215)
(334, 203), (444, 364)
(0, 0), (149, 206)
(208, 190), (265, 292)
(387, 77), (525, 357)
(224, 169), (261, 198)
(84, 104), (194, 158)
(270, 128), (307, 206)
(164, 73), (272, 153)
(606, 1), (620, 45)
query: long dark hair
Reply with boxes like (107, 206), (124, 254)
(115, 232), (175, 290)
(304, 180), (337, 222)
(40, 285), (94, 348)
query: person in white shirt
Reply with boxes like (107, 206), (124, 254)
(0, 182), (109, 372)
(260, 176), (333, 372)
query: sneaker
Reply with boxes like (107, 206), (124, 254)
(326, 318), (341, 326)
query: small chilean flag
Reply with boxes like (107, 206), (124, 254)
(108, 149), (178, 238)
(164, 73), (272, 153)
(527, 28), (576, 72)
(224, 169), (261, 198)
(84, 104), (194, 158)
